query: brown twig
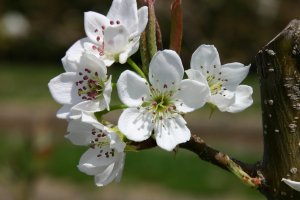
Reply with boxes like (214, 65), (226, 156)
(129, 133), (262, 188)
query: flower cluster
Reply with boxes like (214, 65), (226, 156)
(48, 0), (253, 187)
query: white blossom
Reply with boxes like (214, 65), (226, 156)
(186, 44), (253, 113)
(66, 119), (126, 186)
(48, 53), (112, 119)
(63, 0), (148, 67)
(117, 50), (209, 151)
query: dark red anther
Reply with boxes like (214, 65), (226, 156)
(110, 21), (114, 25)
(83, 75), (88, 80)
(94, 29), (98, 32)
(163, 84), (168, 88)
(101, 25), (105, 30)
(116, 20), (120, 24)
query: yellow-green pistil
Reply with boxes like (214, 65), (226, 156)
(140, 86), (179, 123)
(202, 66), (228, 95)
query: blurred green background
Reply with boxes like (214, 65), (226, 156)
(0, 0), (299, 199)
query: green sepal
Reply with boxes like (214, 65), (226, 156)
(124, 145), (139, 152)
(208, 103), (217, 119)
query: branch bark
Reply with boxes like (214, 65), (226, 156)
(129, 134), (262, 188)
(255, 19), (300, 199)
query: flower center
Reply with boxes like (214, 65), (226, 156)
(204, 69), (228, 95)
(88, 128), (116, 158)
(76, 68), (105, 101)
(140, 86), (179, 123)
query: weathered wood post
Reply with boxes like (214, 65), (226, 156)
(255, 19), (300, 200)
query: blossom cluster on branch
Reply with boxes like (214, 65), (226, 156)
(48, 0), (254, 187)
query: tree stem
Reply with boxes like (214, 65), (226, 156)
(130, 134), (262, 188)
(255, 19), (300, 199)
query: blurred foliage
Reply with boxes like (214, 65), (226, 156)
(0, 63), (263, 198)
(0, 133), (264, 199)
(0, 0), (299, 67)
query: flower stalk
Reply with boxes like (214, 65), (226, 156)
(127, 58), (147, 80)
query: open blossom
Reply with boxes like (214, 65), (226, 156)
(282, 178), (300, 192)
(48, 53), (112, 119)
(63, 0), (148, 67)
(186, 45), (253, 113)
(66, 119), (126, 186)
(117, 50), (209, 151)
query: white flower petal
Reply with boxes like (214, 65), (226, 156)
(282, 178), (300, 192)
(95, 152), (125, 186)
(113, 152), (125, 182)
(191, 45), (221, 73)
(174, 79), (210, 113)
(84, 11), (109, 44)
(83, 53), (107, 80)
(117, 70), (150, 107)
(79, 163), (108, 176)
(62, 38), (89, 72)
(66, 120), (102, 145)
(102, 57), (115, 67)
(82, 38), (118, 67)
(78, 147), (118, 171)
(185, 69), (208, 86)
(107, 0), (138, 34)
(81, 112), (100, 124)
(104, 25), (130, 54)
(210, 91), (235, 112)
(108, 132), (126, 152)
(137, 6), (148, 36)
(155, 116), (191, 151)
(103, 76), (112, 110)
(48, 72), (80, 104)
(119, 37), (140, 64)
(57, 105), (72, 119)
(224, 85), (253, 113)
(72, 100), (106, 112)
(94, 162), (115, 186)
(118, 108), (153, 141)
(149, 50), (184, 90)
(221, 63), (250, 90)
